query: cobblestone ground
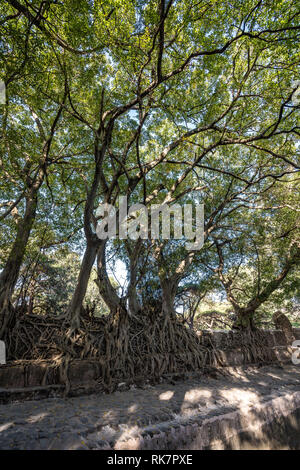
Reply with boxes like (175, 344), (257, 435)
(0, 364), (300, 450)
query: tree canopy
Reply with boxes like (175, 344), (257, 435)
(0, 1), (299, 370)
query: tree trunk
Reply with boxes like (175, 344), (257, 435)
(127, 242), (142, 316)
(128, 285), (141, 316)
(67, 129), (114, 327)
(232, 308), (256, 331)
(160, 278), (177, 317)
(67, 241), (98, 329)
(96, 241), (123, 315)
(0, 192), (38, 339)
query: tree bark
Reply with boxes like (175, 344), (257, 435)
(67, 240), (98, 329)
(160, 278), (178, 317)
(232, 308), (256, 330)
(96, 240), (123, 315)
(127, 240), (142, 316)
(0, 191), (38, 338)
(66, 123), (115, 324)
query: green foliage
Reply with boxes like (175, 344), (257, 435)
(0, 1), (299, 327)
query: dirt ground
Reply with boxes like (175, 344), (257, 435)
(1, 363), (300, 449)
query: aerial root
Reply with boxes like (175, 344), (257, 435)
(5, 312), (275, 393)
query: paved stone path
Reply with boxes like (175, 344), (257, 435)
(0, 364), (300, 449)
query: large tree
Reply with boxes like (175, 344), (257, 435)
(0, 0), (299, 347)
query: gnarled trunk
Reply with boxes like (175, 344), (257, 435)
(128, 284), (141, 316)
(0, 192), (38, 339)
(232, 308), (256, 331)
(127, 241), (142, 316)
(96, 240), (124, 315)
(67, 240), (98, 329)
(160, 278), (178, 318)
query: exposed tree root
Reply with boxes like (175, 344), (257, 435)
(5, 311), (277, 394)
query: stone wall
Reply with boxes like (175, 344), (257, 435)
(198, 327), (300, 349)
